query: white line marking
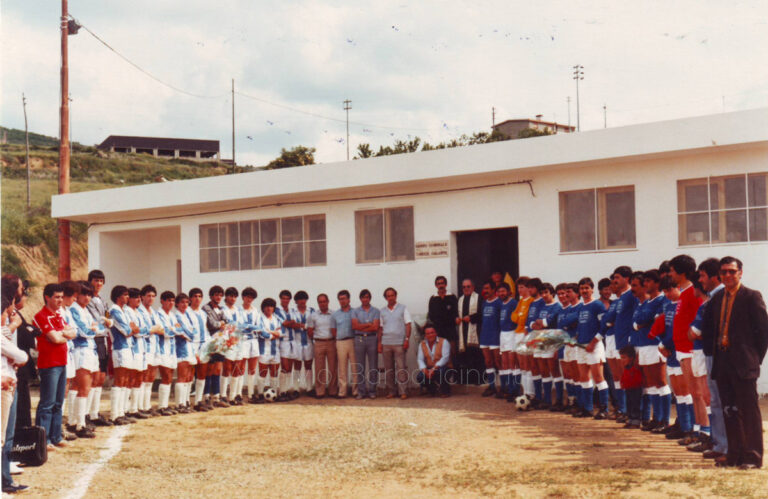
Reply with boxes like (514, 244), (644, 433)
(62, 426), (130, 499)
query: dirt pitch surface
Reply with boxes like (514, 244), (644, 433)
(17, 387), (768, 498)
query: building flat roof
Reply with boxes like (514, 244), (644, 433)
(54, 108), (768, 224)
(98, 135), (220, 152)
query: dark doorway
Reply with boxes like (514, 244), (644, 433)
(455, 227), (519, 294)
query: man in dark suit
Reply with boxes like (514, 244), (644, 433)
(701, 256), (768, 470)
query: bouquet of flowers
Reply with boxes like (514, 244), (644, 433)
(521, 329), (585, 354)
(198, 323), (243, 363)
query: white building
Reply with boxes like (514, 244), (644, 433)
(53, 108), (768, 392)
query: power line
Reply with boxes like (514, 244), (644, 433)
(72, 16), (227, 100)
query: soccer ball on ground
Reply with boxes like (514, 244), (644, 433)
(514, 395), (530, 411)
(263, 388), (278, 403)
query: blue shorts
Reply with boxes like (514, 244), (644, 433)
(479, 329), (500, 348)
(665, 348), (680, 368)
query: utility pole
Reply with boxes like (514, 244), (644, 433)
(23, 93), (31, 213)
(567, 96), (571, 130)
(231, 78), (235, 171)
(572, 65), (584, 132)
(492, 107), (496, 127)
(343, 99), (351, 160)
(58, 0), (72, 281)
(603, 104), (607, 128)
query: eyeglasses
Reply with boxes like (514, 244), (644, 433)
(462, 285), (472, 288)
(719, 269), (739, 275)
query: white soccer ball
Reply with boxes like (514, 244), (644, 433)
(263, 388), (277, 403)
(515, 395), (530, 411)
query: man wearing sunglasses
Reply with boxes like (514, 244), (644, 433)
(701, 256), (768, 470)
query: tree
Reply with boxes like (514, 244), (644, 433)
(355, 143), (373, 159)
(265, 145), (316, 169)
(517, 127), (553, 139)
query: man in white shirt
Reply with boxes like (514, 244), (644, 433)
(378, 287), (412, 400)
(417, 323), (451, 397)
(308, 294), (337, 398)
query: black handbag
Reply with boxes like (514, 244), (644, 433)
(10, 425), (48, 466)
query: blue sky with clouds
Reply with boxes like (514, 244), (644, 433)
(2, 1), (767, 166)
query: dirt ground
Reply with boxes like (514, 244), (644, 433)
(13, 387), (768, 498)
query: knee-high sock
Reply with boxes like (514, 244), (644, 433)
(195, 379), (206, 405)
(524, 371), (534, 396)
(257, 373), (267, 394)
(130, 387), (140, 413)
(142, 382), (152, 410)
(542, 377), (552, 405)
(85, 390), (94, 418)
(641, 388), (652, 422)
(304, 368), (313, 392)
(89, 387), (102, 419)
(678, 395), (693, 432)
(650, 387), (661, 422)
(175, 382), (184, 407)
(210, 375), (220, 397)
(75, 396), (88, 430)
(614, 381), (626, 413)
(122, 386), (131, 415)
(67, 390), (78, 424)
(573, 384), (583, 408)
(246, 373), (256, 398)
(659, 385), (672, 424)
(581, 381), (594, 412)
(221, 376), (231, 399)
(554, 377), (564, 405)
(533, 375), (542, 401)
(279, 371), (289, 394)
(508, 371), (519, 395)
(486, 368), (496, 389)
(270, 372), (280, 391)
(499, 370), (509, 392)
(158, 383), (171, 409)
(237, 375), (245, 398)
(597, 380), (610, 409)
(110, 386), (121, 420)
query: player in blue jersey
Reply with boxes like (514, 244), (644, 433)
(604, 266), (636, 421)
(239, 287), (262, 403)
(275, 290), (298, 400)
(108, 285), (135, 424)
(686, 282), (712, 447)
(520, 278), (545, 403)
(187, 288), (210, 411)
(220, 287), (244, 404)
(497, 282), (518, 399)
(479, 281), (502, 397)
(556, 284), (580, 413)
(258, 298), (283, 397)
(632, 270), (668, 430)
(156, 291), (181, 416)
(575, 278), (611, 419)
(652, 277), (681, 435)
(68, 282), (101, 437)
(124, 288), (150, 420)
(137, 285), (161, 415)
(289, 291), (315, 398)
(174, 293), (198, 413)
(530, 283), (562, 409)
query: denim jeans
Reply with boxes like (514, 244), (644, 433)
(36, 365), (67, 445)
(2, 389), (18, 487)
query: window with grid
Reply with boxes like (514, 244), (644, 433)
(354, 206), (414, 263)
(677, 173), (768, 245)
(559, 186), (636, 252)
(199, 215), (326, 272)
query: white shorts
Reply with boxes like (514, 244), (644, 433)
(668, 366), (683, 376)
(176, 341), (197, 365)
(160, 351), (177, 369)
(564, 345), (578, 362)
(480, 345), (500, 350)
(145, 336), (160, 366)
(73, 347), (100, 372)
(259, 339), (280, 364)
(499, 331), (516, 353)
(692, 350), (707, 377)
(241, 337), (260, 358)
(676, 351), (693, 361)
(605, 335), (620, 360)
(224, 340), (244, 361)
(298, 341), (314, 362)
(637, 345), (662, 366)
(279, 338), (297, 360)
(112, 348), (134, 369)
(533, 349), (556, 359)
(578, 341), (606, 365)
(66, 349), (76, 378)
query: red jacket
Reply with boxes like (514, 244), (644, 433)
(33, 307), (69, 369)
(672, 285), (702, 354)
(620, 363), (643, 390)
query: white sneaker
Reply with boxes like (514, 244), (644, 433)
(10, 461), (23, 474)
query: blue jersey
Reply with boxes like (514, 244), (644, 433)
(631, 295), (664, 347)
(258, 314), (282, 357)
(576, 300), (606, 344)
(499, 298), (518, 332)
(525, 298), (545, 332)
(690, 301), (707, 350)
(611, 289), (638, 349)
(558, 303), (581, 338)
(600, 300), (617, 338)
(69, 303), (101, 349)
(109, 303), (133, 351)
(480, 298), (502, 345)
(240, 306), (262, 339)
(538, 301), (563, 328)
(659, 299), (677, 351)
(275, 306), (296, 343)
(291, 308), (315, 346)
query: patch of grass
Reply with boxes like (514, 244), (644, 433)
(0, 246), (28, 281)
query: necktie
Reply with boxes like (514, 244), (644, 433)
(719, 292), (730, 350)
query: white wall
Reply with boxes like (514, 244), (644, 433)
(88, 145), (768, 391)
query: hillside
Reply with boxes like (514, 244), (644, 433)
(0, 126), (68, 148)
(1, 142), (245, 309)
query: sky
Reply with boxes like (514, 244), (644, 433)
(2, 1), (767, 166)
